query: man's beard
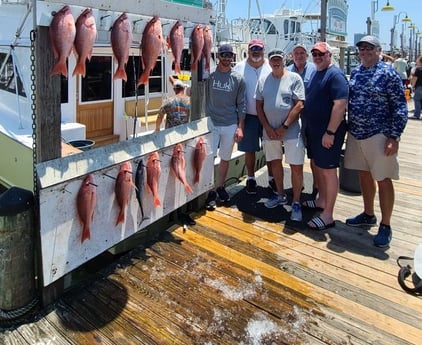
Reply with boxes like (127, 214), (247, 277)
(250, 55), (263, 63)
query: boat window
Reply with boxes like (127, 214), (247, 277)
(80, 56), (112, 102)
(0, 53), (26, 97)
(122, 55), (164, 98)
(248, 19), (277, 35)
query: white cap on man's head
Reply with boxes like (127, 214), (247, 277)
(292, 44), (307, 53)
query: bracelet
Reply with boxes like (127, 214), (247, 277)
(326, 129), (335, 136)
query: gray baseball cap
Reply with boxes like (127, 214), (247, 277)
(356, 35), (381, 48)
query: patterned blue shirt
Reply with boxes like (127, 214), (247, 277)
(348, 61), (408, 140)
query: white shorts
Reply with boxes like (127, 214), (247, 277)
(263, 137), (305, 165)
(211, 124), (237, 161)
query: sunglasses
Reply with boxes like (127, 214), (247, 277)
(219, 52), (234, 58)
(358, 45), (375, 51)
(250, 46), (263, 52)
(311, 51), (327, 57)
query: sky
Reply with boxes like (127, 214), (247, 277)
(224, 0), (422, 51)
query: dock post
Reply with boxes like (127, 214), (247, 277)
(0, 187), (37, 319)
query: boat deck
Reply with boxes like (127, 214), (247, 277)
(2, 105), (422, 344)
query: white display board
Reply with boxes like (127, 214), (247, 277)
(37, 118), (213, 286)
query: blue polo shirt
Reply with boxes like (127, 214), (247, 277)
(286, 61), (316, 88)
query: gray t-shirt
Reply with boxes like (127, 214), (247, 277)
(255, 71), (305, 140)
(205, 68), (246, 126)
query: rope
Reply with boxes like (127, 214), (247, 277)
(0, 297), (39, 320)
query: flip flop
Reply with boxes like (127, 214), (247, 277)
(307, 216), (335, 231)
(302, 199), (323, 210)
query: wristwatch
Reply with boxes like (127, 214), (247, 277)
(326, 129), (335, 136)
(389, 136), (400, 142)
(282, 122), (289, 130)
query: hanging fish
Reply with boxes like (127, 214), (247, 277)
(171, 143), (193, 194)
(115, 161), (133, 226)
(146, 152), (162, 207)
(76, 174), (97, 243)
(193, 136), (206, 184)
(110, 12), (133, 81)
(190, 23), (204, 71)
(137, 16), (165, 86)
(49, 5), (76, 77)
(73, 8), (97, 77)
(167, 20), (185, 74)
(135, 158), (148, 222)
(202, 25), (213, 73)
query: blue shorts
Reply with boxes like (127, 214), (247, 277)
(306, 120), (347, 169)
(238, 114), (262, 152)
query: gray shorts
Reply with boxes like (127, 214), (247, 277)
(344, 133), (399, 180)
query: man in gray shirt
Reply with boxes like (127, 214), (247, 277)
(205, 44), (246, 210)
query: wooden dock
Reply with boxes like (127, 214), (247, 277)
(2, 107), (422, 344)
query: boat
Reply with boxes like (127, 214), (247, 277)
(214, 0), (321, 61)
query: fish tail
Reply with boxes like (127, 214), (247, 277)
(72, 62), (86, 77)
(115, 208), (125, 226)
(81, 226), (90, 243)
(194, 173), (200, 184)
(184, 183), (193, 194)
(113, 66), (128, 81)
(137, 71), (149, 86)
(50, 61), (68, 78)
(153, 196), (161, 208)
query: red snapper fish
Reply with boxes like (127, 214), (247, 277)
(146, 152), (162, 207)
(190, 24), (204, 71)
(115, 161), (133, 226)
(73, 8), (97, 77)
(193, 136), (206, 184)
(167, 20), (184, 74)
(171, 143), (193, 194)
(202, 25), (213, 73)
(137, 16), (165, 86)
(49, 5), (76, 77)
(111, 12), (133, 81)
(76, 174), (97, 243)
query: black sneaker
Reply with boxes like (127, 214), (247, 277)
(268, 179), (276, 193)
(246, 179), (257, 194)
(216, 186), (230, 202)
(205, 191), (217, 210)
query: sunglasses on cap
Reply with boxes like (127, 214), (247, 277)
(249, 46), (263, 52)
(311, 51), (327, 57)
(219, 52), (234, 58)
(358, 45), (375, 51)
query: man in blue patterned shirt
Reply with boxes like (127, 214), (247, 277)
(344, 35), (408, 248)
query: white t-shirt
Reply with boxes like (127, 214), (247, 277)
(234, 59), (272, 115)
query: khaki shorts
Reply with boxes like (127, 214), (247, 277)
(344, 133), (399, 180)
(263, 137), (305, 165)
